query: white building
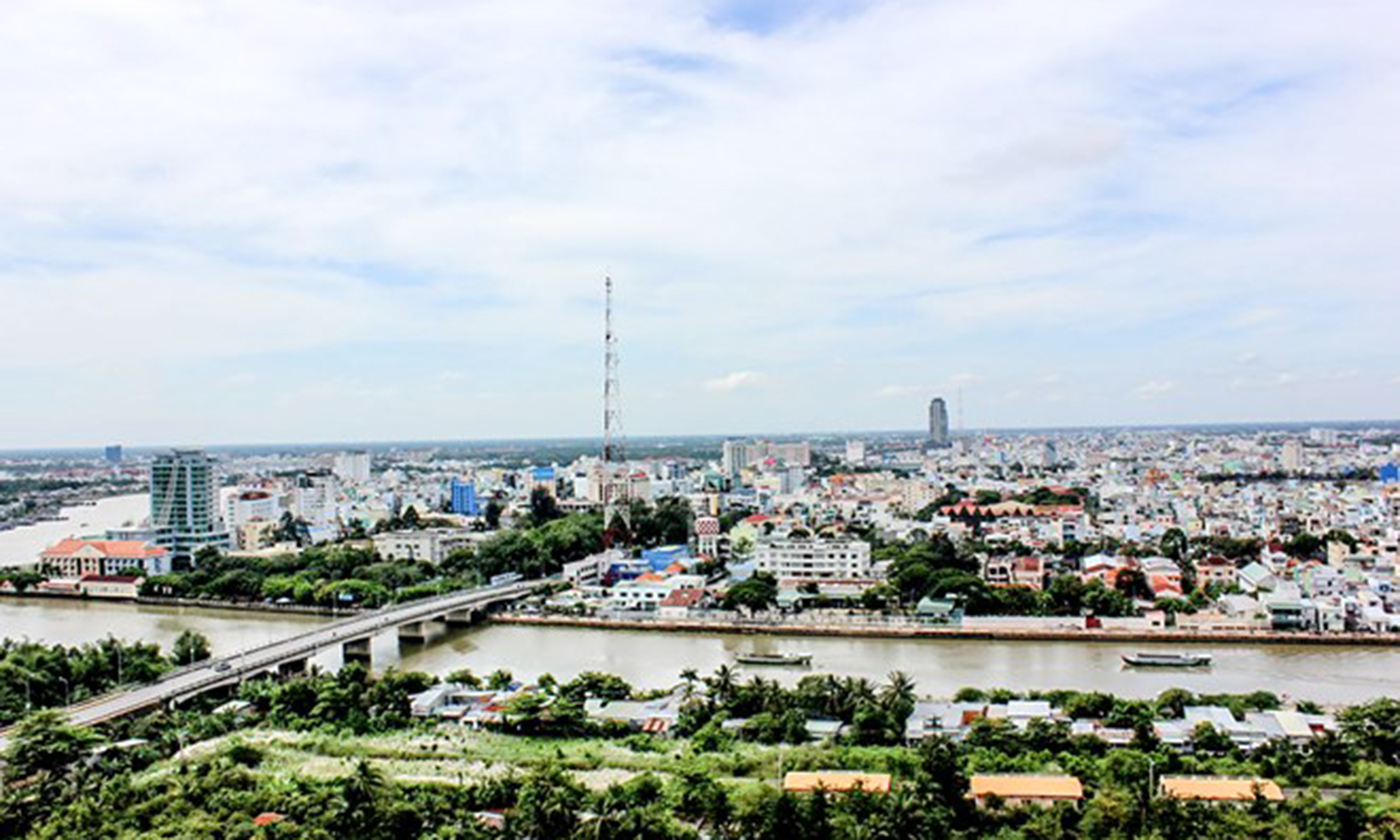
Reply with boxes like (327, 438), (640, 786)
(333, 450), (372, 485)
(754, 537), (873, 580)
(845, 440), (867, 466)
(372, 528), (475, 564)
(294, 471), (339, 527)
(225, 489), (280, 531)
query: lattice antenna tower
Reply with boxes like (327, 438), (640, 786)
(602, 275), (629, 531)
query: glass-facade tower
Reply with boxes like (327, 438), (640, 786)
(150, 449), (229, 563)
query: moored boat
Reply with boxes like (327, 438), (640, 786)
(735, 652), (813, 666)
(1122, 652), (1212, 668)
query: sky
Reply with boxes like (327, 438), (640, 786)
(1, 0), (1398, 448)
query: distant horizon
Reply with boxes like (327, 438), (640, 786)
(4, 415), (1398, 458)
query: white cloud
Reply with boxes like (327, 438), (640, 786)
(0, 0), (1397, 443)
(704, 371), (767, 393)
(1133, 380), (1177, 399)
(875, 384), (921, 398)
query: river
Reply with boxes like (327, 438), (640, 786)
(0, 597), (1395, 704)
(0, 493), (150, 566)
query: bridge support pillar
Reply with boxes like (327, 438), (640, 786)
(443, 608), (480, 627)
(398, 618), (443, 642)
(342, 637), (372, 667)
(277, 658), (308, 677)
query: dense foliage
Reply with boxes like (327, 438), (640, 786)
(4, 674), (1397, 840)
(0, 635), (202, 727)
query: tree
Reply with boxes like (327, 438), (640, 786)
(723, 573), (778, 613)
(171, 630), (212, 666)
(340, 758), (389, 836)
(1, 710), (100, 783)
(1160, 528), (1188, 562)
(880, 671), (917, 722)
(1114, 568), (1154, 601)
(528, 486), (562, 526)
(511, 763), (585, 840)
(484, 499), (503, 530)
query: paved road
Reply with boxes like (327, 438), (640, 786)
(0, 580), (533, 747)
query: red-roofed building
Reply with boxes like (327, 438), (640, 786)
(40, 539), (170, 578)
(658, 587), (711, 617)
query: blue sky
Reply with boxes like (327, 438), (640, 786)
(0, 0), (1397, 447)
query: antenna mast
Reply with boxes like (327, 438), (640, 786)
(602, 276), (628, 535)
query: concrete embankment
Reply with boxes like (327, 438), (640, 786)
(491, 614), (1400, 647)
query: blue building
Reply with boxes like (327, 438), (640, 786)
(1381, 464), (1399, 484)
(450, 478), (480, 516)
(642, 545), (691, 571)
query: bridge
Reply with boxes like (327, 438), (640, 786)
(0, 580), (534, 745)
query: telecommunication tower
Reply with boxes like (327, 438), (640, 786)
(602, 276), (629, 535)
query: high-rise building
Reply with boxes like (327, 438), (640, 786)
(293, 470), (339, 527)
(104, 444), (123, 465)
(1282, 439), (1303, 472)
(450, 478), (480, 516)
(721, 440), (749, 476)
(150, 449), (229, 563)
(928, 397), (950, 447)
(332, 450), (372, 485)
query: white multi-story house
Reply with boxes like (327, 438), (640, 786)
(372, 528), (476, 564)
(754, 537), (872, 581)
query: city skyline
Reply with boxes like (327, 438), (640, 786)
(2, 1), (1398, 447)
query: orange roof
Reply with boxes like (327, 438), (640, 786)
(252, 812), (285, 826)
(41, 539), (165, 559)
(1161, 777), (1284, 801)
(660, 587), (707, 607)
(784, 772), (892, 794)
(969, 775), (1083, 800)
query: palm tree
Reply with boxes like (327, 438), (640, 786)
(881, 671), (917, 717)
(340, 758), (387, 835)
(707, 665), (737, 706)
(679, 668), (700, 702)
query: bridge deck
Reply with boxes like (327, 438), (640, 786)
(0, 580), (533, 747)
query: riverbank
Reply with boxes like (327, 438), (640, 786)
(0, 590), (358, 617)
(492, 613), (1400, 647)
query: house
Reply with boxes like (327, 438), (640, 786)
(39, 539), (170, 577)
(1195, 556), (1238, 588)
(1238, 562), (1277, 593)
(1160, 777), (1284, 802)
(914, 596), (961, 625)
(608, 580), (675, 612)
(1140, 557), (1182, 597)
(1260, 584), (1309, 630)
(583, 695), (682, 734)
(657, 587), (710, 618)
(968, 775), (1083, 808)
(77, 574), (143, 599)
(783, 772), (892, 794)
(984, 556), (1045, 590)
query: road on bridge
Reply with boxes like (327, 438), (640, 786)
(0, 579), (535, 748)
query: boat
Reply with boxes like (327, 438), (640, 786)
(735, 652), (813, 667)
(1122, 652), (1212, 668)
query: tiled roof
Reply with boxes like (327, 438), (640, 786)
(969, 774), (1084, 800)
(1161, 777), (1284, 801)
(784, 772), (892, 793)
(42, 539), (165, 559)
